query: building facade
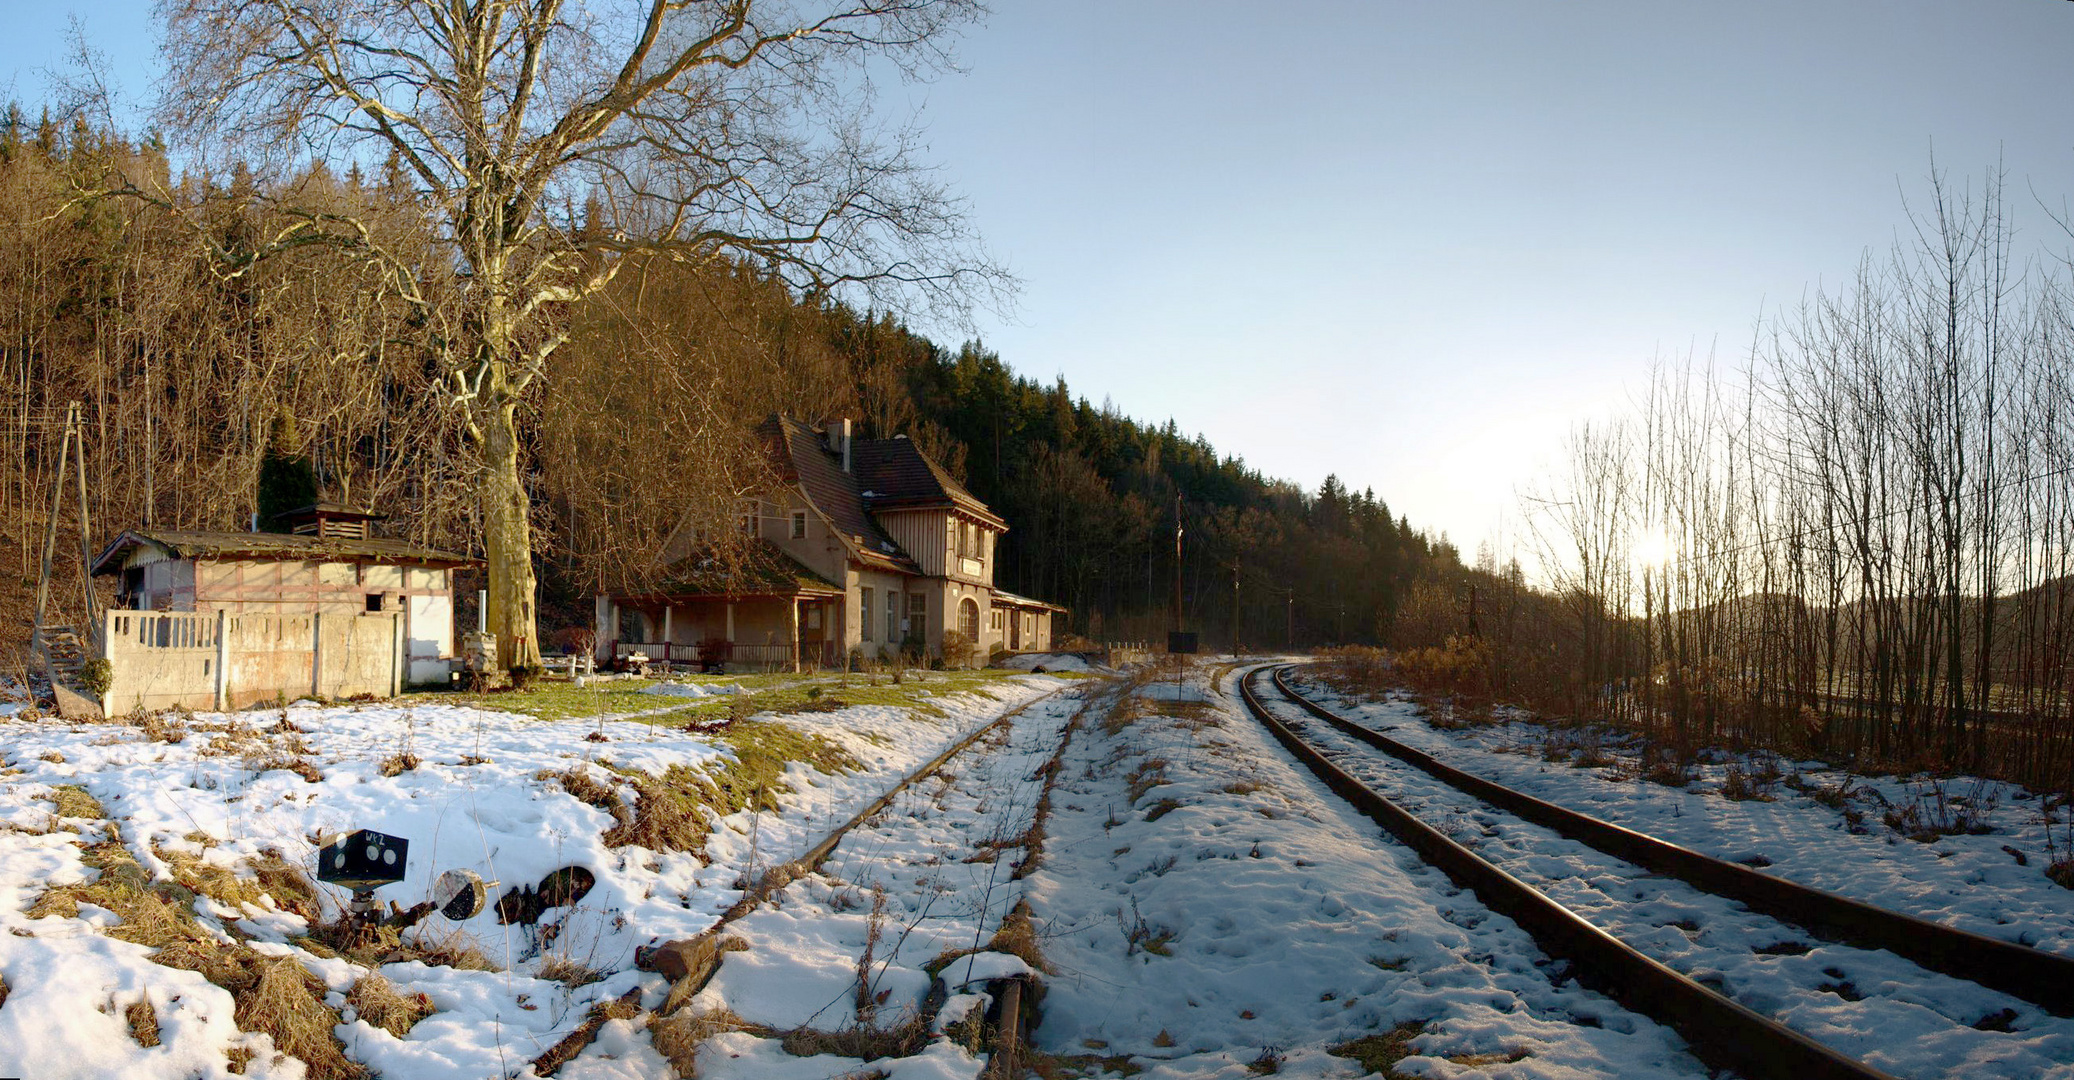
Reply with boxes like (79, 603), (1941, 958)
(598, 416), (1066, 671)
(92, 504), (477, 691)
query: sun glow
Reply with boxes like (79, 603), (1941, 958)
(1633, 529), (1672, 570)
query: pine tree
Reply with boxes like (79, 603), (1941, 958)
(257, 406), (319, 531)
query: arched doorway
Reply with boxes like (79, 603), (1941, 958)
(958, 597), (980, 661)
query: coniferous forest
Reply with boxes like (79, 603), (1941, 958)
(0, 114), (1467, 675)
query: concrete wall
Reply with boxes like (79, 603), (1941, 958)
(102, 609), (403, 713)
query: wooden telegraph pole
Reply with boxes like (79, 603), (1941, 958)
(1230, 563), (1240, 658)
(1171, 495), (1184, 635)
(1286, 589), (1294, 652)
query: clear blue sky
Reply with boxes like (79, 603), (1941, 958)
(7, 1), (2074, 559)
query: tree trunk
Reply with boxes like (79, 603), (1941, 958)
(482, 395), (541, 670)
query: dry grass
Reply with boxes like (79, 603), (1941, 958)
(139, 711), (188, 744)
(46, 784), (103, 820)
(1125, 759), (1169, 804)
(251, 754), (325, 783)
(542, 766), (622, 814)
(986, 899), (1052, 975)
(377, 752), (421, 777)
(124, 998), (161, 1047)
(650, 1007), (760, 1075)
(1330, 1023), (1425, 1077)
(237, 956), (365, 1079)
(303, 920), (500, 971)
(601, 764), (718, 854)
(780, 1015), (931, 1061)
(538, 955), (609, 988)
(346, 973), (435, 1038)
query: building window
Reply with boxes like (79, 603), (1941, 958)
(860, 588), (874, 642)
(908, 592), (927, 642)
(959, 598), (980, 640)
(991, 610), (1004, 631)
(790, 511), (807, 539)
(886, 591), (900, 643)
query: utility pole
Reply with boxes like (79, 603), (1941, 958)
(1286, 589), (1294, 652)
(1461, 585), (1481, 639)
(1230, 563), (1240, 659)
(1171, 494), (1184, 634)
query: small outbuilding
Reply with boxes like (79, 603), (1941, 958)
(89, 505), (477, 710)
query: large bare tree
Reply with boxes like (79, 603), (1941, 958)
(151, 0), (1002, 666)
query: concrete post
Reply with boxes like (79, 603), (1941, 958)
(213, 608), (229, 711)
(312, 612), (326, 699)
(662, 605), (673, 663)
(391, 612), (404, 698)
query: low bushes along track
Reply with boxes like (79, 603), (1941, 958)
(1265, 665), (2074, 1016)
(1238, 664), (1901, 1080)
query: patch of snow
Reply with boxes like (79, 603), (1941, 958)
(996, 652), (1096, 673)
(640, 681), (709, 698)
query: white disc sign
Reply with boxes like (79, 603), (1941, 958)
(432, 869), (487, 921)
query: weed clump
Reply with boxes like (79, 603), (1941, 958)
(346, 973), (435, 1037)
(1330, 1023), (1425, 1077)
(46, 784), (103, 820)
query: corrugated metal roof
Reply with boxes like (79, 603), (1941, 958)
(91, 529), (477, 576)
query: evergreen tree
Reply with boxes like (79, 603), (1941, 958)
(257, 405), (319, 531)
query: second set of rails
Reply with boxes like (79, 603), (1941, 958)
(1234, 663), (2074, 1080)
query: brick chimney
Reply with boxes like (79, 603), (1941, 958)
(835, 418), (852, 472)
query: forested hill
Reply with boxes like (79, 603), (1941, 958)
(819, 309), (1468, 647)
(0, 118), (1463, 654)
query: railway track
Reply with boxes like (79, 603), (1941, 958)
(1236, 664), (2074, 1080)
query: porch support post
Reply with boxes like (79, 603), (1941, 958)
(788, 598), (801, 673)
(726, 602), (735, 642)
(662, 604), (673, 663)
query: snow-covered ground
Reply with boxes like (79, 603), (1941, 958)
(1022, 664), (1708, 1079)
(995, 653), (1105, 675)
(678, 681), (1096, 1077)
(1286, 673), (2074, 958)
(1263, 674), (2074, 1079)
(0, 673), (1072, 1080)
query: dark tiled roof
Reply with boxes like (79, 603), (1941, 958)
(92, 529), (477, 576)
(851, 437), (1004, 526)
(761, 416), (919, 573)
(630, 539), (842, 599)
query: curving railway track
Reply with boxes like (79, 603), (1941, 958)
(1236, 663), (2074, 1080)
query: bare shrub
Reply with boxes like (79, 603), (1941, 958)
(1393, 636), (1490, 698)
(1315, 645), (1392, 699)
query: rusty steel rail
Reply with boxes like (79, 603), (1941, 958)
(1268, 665), (2074, 1018)
(1235, 666), (1896, 1080)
